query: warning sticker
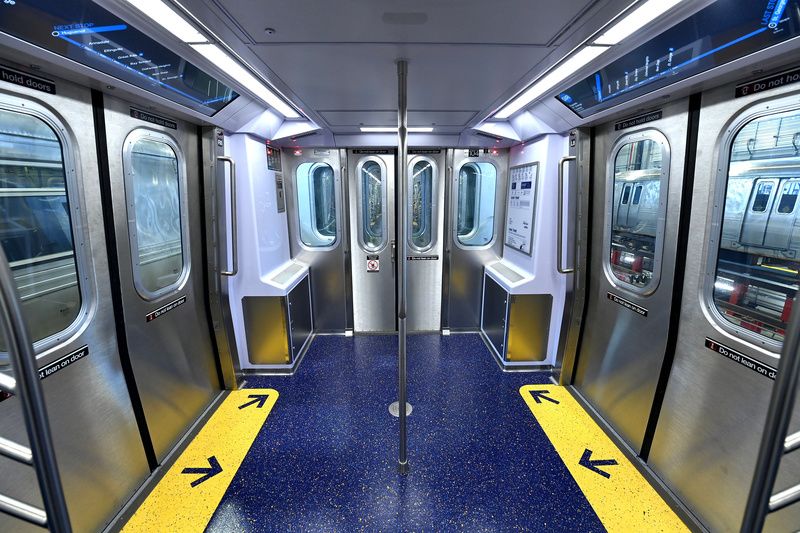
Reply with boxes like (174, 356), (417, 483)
(366, 255), (380, 272)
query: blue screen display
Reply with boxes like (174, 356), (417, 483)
(557, 0), (800, 117)
(0, 0), (238, 116)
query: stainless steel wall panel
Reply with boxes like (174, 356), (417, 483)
(104, 94), (220, 463)
(574, 99), (689, 453)
(0, 73), (149, 532)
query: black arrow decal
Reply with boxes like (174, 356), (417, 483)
(578, 448), (618, 479)
(238, 394), (271, 410)
(529, 389), (560, 405)
(181, 456), (222, 487)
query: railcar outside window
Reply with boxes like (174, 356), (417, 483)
(409, 159), (434, 251)
(710, 109), (800, 347)
(126, 132), (187, 298)
(456, 162), (497, 247)
(607, 133), (668, 292)
(358, 159), (385, 251)
(0, 107), (82, 352)
(296, 162), (337, 248)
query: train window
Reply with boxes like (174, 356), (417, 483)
(456, 162), (497, 247)
(358, 159), (386, 251)
(125, 132), (187, 298)
(0, 107), (82, 352)
(606, 132), (668, 292)
(409, 159), (434, 251)
(710, 109), (800, 347)
(295, 162), (337, 248)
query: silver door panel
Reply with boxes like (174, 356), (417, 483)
(649, 83), (800, 532)
(104, 94), (220, 462)
(574, 98), (689, 453)
(0, 76), (149, 532)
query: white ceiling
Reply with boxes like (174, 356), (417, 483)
(181, 0), (627, 135)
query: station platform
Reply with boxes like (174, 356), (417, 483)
(119, 334), (688, 532)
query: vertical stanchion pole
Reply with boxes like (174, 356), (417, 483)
(396, 59), (409, 474)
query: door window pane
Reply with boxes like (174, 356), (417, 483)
(296, 162), (336, 247)
(128, 136), (185, 296)
(712, 109), (800, 346)
(410, 160), (434, 250)
(456, 162), (497, 246)
(0, 107), (81, 352)
(360, 160), (384, 251)
(609, 138), (665, 290)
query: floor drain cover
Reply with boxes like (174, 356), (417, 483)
(389, 401), (413, 417)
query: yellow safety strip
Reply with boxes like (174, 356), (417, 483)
(122, 388), (278, 533)
(519, 385), (688, 532)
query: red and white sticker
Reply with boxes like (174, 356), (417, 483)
(367, 259), (380, 272)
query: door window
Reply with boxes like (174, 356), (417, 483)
(710, 109), (800, 346)
(608, 134), (667, 291)
(358, 159), (385, 251)
(296, 162), (337, 248)
(0, 107), (83, 353)
(456, 162), (497, 247)
(409, 159), (434, 251)
(125, 131), (187, 298)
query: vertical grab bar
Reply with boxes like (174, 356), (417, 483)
(0, 246), (71, 532)
(557, 156), (577, 274)
(218, 156), (238, 276)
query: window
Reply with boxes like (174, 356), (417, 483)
(0, 107), (82, 353)
(409, 159), (434, 251)
(126, 132), (187, 298)
(296, 162), (337, 248)
(456, 162), (497, 247)
(711, 109), (800, 347)
(359, 159), (385, 251)
(608, 134), (667, 291)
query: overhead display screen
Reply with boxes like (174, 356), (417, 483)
(0, 0), (238, 116)
(557, 0), (800, 118)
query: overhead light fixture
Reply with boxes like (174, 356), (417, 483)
(495, 45), (608, 119)
(123, 0), (208, 43)
(360, 127), (434, 133)
(594, 0), (685, 46)
(191, 44), (300, 118)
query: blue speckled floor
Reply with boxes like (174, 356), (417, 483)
(206, 334), (604, 532)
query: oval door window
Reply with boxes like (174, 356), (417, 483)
(296, 162), (337, 248)
(456, 162), (497, 247)
(409, 159), (434, 251)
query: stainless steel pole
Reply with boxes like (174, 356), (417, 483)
(397, 59), (409, 474)
(0, 246), (71, 532)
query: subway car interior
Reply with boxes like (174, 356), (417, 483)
(3, 0), (800, 531)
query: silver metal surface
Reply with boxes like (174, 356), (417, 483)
(649, 83), (800, 532)
(284, 149), (350, 332)
(217, 156), (238, 277)
(242, 296), (290, 365)
(201, 127), (239, 390)
(769, 482), (800, 513)
(0, 245), (70, 532)
(347, 150), (397, 333)
(0, 73), (149, 533)
(444, 149), (508, 330)
(396, 59), (409, 475)
(104, 93), (220, 462)
(0, 372), (15, 394)
(0, 493), (46, 528)
(786, 431), (800, 454)
(0, 437), (32, 465)
(389, 401), (413, 417)
(557, 156), (577, 274)
(573, 99), (688, 454)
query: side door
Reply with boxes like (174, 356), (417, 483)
(347, 150), (396, 333)
(444, 149), (508, 330)
(648, 86), (800, 532)
(573, 99), (688, 454)
(0, 76), (149, 532)
(104, 94), (220, 463)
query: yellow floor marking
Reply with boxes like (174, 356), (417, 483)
(519, 385), (688, 532)
(123, 389), (278, 533)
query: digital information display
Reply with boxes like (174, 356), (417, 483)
(505, 162), (539, 256)
(557, 0), (800, 118)
(0, 0), (238, 116)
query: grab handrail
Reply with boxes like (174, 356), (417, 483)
(557, 156), (577, 274)
(217, 156), (238, 276)
(0, 245), (71, 532)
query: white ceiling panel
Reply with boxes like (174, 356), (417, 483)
(211, 0), (595, 46)
(320, 110), (477, 127)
